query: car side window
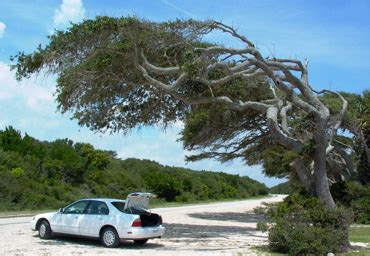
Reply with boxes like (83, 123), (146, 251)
(85, 201), (109, 215)
(63, 201), (89, 214)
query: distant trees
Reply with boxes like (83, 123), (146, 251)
(269, 182), (291, 194)
(0, 127), (268, 211)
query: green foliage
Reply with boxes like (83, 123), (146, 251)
(0, 127), (268, 211)
(181, 78), (273, 165)
(10, 167), (24, 178)
(269, 182), (292, 194)
(349, 227), (370, 243)
(331, 181), (370, 224)
(256, 193), (353, 255)
(261, 146), (299, 178)
(11, 17), (215, 133)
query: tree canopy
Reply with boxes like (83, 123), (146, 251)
(12, 16), (369, 210)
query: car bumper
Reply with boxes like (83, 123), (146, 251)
(30, 218), (37, 231)
(119, 225), (165, 240)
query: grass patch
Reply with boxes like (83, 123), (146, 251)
(342, 249), (370, 256)
(247, 245), (286, 255)
(349, 226), (370, 243)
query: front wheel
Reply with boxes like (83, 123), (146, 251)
(100, 227), (120, 248)
(134, 239), (148, 245)
(39, 220), (52, 239)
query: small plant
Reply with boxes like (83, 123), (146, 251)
(11, 167), (24, 178)
(256, 193), (353, 255)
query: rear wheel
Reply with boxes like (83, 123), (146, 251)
(39, 220), (52, 239)
(134, 239), (148, 245)
(100, 227), (120, 248)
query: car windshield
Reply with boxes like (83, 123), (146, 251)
(111, 201), (126, 212)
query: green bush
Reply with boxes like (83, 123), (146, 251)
(175, 192), (192, 202)
(10, 167), (24, 178)
(256, 193), (353, 255)
(331, 181), (370, 224)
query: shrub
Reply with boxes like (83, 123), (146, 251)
(256, 193), (353, 255)
(175, 192), (192, 202)
(331, 181), (370, 224)
(10, 167), (24, 178)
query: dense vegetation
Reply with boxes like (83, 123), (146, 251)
(331, 181), (370, 224)
(256, 193), (353, 255)
(269, 182), (291, 194)
(0, 126), (268, 211)
(270, 180), (370, 224)
(257, 181), (370, 255)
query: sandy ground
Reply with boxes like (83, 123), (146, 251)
(0, 195), (285, 256)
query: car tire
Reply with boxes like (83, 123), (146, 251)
(39, 220), (52, 239)
(100, 227), (120, 248)
(134, 239), (148, 245)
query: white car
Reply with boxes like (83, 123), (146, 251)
(30, 193), (165, 247)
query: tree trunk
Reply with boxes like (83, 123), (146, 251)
(312, 124), (352, 252)
(291, 158), (315, 195)
(313, 125), (336, 209)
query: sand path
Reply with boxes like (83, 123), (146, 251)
(0, 195), (285, 256)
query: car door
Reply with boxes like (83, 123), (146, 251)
(79, 200), (110, 237)
(54, 200), (89, 235)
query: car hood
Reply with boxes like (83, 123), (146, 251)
(33, 211), (57, 220)
(124, 192), (156, 210)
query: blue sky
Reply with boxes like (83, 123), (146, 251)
(0, 0), (369, 187)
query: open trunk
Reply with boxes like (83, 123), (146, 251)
(123, 192), (163, 227)
(140, 213), (162, 227)
(124, 192), (155, 210)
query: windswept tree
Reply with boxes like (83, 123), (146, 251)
(12, 17), (357, 210)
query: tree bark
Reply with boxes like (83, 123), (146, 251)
(313, 123), (336, 209)
(291, 158), (314, 194)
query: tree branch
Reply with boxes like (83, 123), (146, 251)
(140, 50), (180, 75)
(280, 102), (292, 134)
(266, 106), (303, 153)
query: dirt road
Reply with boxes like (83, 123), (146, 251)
(0, 195), (285, 256)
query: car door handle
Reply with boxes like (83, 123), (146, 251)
(74, 216), (79, 219)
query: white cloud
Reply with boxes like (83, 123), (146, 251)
(0, 62), (54, 110)
(0, 22), (6, 38)
(53, 0), (85, 28)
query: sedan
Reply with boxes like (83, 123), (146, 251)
(30, 193), (165, 247)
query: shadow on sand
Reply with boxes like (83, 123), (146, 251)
(33, 234), (164, 249)
(188, 211), (265, 224)
(163, 222), (263, 239)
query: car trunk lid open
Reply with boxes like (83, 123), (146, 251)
(124, 192), (155, 210)
(124, 192), (162, 227)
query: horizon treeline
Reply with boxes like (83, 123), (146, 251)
(0, 126), (268, 211)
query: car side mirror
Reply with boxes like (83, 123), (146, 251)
(59, 208), (64, 213)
